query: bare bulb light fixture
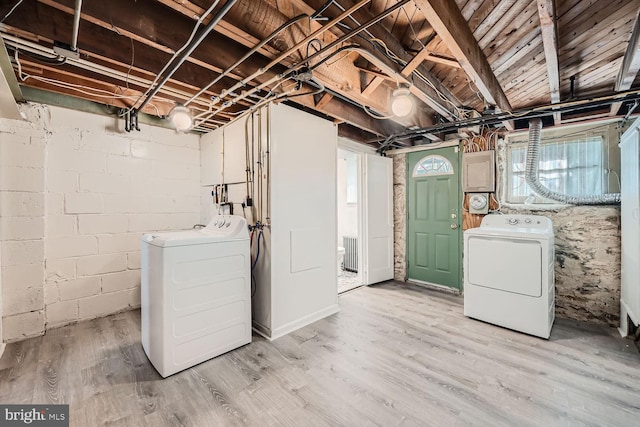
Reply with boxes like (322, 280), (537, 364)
(390, 87), (414, 117)
(169, 105), (193, 131)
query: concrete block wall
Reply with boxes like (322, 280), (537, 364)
(1, 103), (200, 341)
(0, 108), (47, 341)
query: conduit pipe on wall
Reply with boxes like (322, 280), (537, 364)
(525, 118), (621, 205)
(71, 0), (82, 51)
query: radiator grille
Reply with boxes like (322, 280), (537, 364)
(343, 236), (358, 272)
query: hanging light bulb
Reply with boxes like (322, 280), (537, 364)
(169, 105), (193, 131)
(390, 87), (414, 117)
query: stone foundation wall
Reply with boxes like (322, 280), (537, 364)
(503, 206), (621, 326)
(391, 154), (406, 281)
(389, 145), (621, 326)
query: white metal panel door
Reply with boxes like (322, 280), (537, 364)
(620, 120), (640, 325)
(364, 154), (394, 285)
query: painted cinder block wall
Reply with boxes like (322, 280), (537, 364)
(0, 103), (200, 342)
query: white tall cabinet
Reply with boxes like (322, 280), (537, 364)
(619, 117), (640, 335)
(200, 103), (339, 340)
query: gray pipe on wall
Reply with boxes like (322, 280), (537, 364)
(524, 118), (621, 205)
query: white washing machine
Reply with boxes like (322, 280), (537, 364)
(141, 215), (251, 377)
(464, 214), (555, 339)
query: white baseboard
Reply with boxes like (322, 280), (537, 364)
(255, 304), (340, 341)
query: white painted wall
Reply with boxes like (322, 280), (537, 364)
(0, 104), (46, 342)
(200, 103), (338, 340)
(0, 103), (200, 341)
(269, 103), (338, 338)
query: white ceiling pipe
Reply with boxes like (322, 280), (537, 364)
(71, 0), (82, 51)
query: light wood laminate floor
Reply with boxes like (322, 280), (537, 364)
(1, 281), (639, 426)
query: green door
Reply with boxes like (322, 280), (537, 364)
(407, 147), (461, 289)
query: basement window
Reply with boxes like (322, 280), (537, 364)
(412, 155), (454, 177)
(506, 135), (605, 204)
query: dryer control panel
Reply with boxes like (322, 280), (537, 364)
(480, 214), (552, 232)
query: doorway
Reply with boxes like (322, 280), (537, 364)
(337, 148), (363, 293)
(406, 147), (462, 290)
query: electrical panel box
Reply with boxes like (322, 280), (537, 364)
(463, 150), (495, 192)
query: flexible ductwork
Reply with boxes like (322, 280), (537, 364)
(525, 118), (620, 205)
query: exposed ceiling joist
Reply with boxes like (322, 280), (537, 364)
(361, 49), (429, 99)
(413, 0), (514, 130)
(5, 0), (402, 136)
(0, 0), (636, 142)
(611, 6), (640, 115)
(536, 0), (561, 125)
(302, 0), (461, 121)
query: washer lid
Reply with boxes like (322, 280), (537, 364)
(142, 215), (249, 247)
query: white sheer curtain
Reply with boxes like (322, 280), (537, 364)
(508, 136), (604, 203)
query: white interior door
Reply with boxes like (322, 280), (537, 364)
(620, 119), (640, 328)
(364, 154), (394, 285)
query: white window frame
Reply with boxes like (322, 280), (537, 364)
(412, 154), (454, 177)
(505, 130), (609, 205)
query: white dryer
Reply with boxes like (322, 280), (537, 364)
(141, 215), (251, 377)
(464, 214), (555, 339)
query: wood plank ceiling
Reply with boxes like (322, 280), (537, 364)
(0, 0), (639, 145)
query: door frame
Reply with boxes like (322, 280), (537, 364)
(337, 138), (376, 286)
(404, 144), (463, 290)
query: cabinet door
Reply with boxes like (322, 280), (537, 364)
(620, 120), (640, 325)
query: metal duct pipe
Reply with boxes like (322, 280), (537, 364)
(71, 0), (82, 51)
(136, 0), (237, 113)
(524, 118), (620, 205)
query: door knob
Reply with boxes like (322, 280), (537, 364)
(451, 224), (458, 229)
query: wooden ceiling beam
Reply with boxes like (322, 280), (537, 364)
(1, 1), (240, 97)
(15, 56), (244, 120)
(315, 93), (334, 109)
(154, 0), (284, 61)
(214, 0), (414, 117)
(299, 0), (461, 121)
(2, 0), (395, 135)
(413, 0), (514, 130)
(536, 0), (561, 124)
(611, 7), (640, 115)
(361, 49), (429, 98)
(16, 59), (175, 116)
(423, 53), (461, 69)
(293, 92), (405, 136)
(337, 122), (379, 146)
